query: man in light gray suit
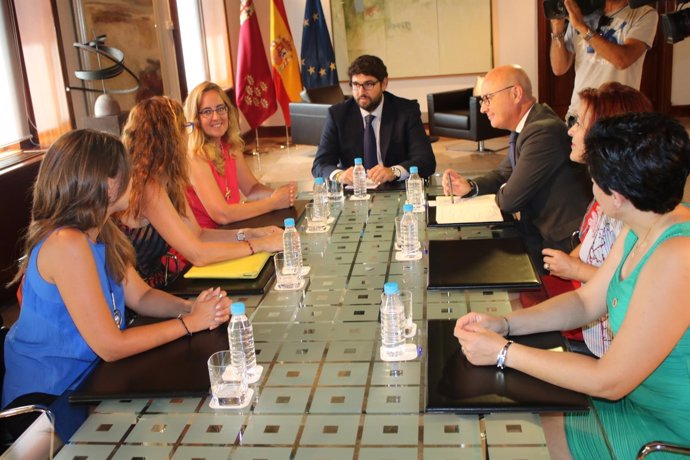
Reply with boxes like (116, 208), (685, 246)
(443, 65), (591, 266)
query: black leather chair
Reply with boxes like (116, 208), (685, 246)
(427, 87), (508, 152)
(289, 85), (348, 145)
(0, 325), (55, 453)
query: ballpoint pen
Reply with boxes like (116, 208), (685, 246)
(447, 174), (455, 204)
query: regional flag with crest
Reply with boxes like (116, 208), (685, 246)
(236, 0), (277, 129)
(270, 0), (302, 126)
(300, 0), (339, 89)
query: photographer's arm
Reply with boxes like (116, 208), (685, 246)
(581, 33), (649, 70)
(550, 18), (574, 75)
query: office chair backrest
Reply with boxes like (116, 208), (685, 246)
(302, 85), (345, 104)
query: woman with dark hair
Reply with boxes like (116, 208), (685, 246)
(2, 129), (230, 433)
(542, 82), (653, 356)
(119, 96), (282, 286)
(455, 112), (690, 459)
(184, 81), (296, 228)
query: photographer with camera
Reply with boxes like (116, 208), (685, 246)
(549, 0), (658, 123)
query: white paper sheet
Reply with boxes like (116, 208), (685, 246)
(435, 194), (503, 224)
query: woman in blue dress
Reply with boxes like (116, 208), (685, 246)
(2, 129), (231, 437)
(455, 112), (690, 459)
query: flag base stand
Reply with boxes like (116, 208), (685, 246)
(252, 128), (269, 157)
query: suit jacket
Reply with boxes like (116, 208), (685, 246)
(473, 103), (592, 252)
(311, 91), (436, 179)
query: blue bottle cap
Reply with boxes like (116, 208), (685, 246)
(284, 218), (295, 227)
(409, 166), (418, 174)
(231, 302), (245, 315)
(354, 157), (363, 165)
(383, 282), (399, 295)
(314, 177), (324, 185)
(403, 203), (413, 213)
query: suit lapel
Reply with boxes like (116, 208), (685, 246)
(516, 104), (541, 161)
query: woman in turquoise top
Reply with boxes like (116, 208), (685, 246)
(2, 130), (231, 438)
(454, 112), (690, 459)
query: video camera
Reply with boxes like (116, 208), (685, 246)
(543, 0), (605, 20)
(630, 0), (690, 44)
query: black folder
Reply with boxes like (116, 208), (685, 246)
(426, 320), (589, 413)
(427, 238), (541, 290)
(70, 320), (227, 402)
(165, 254), (275, 297)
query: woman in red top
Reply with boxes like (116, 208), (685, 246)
(184, 81), (296, 228)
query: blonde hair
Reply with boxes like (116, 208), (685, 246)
(184, 81), (244, 173)
(122, 96), (189, 219)
(14, 129), (135, 284)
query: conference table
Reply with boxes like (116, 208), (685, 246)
(48, 179), (612, 459)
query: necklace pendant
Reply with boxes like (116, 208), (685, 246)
(113, 309), (122, 328)
(225, 187), (231, 201)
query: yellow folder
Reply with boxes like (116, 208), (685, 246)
(183, 252), (271, 280)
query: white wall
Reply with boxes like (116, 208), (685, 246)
(227, 0), (689, 130)
(491, 0), (538, 96)
(672, 38), (690, 105)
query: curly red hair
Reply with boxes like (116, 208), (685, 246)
(122, 96), (189, 219)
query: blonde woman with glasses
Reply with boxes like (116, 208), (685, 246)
(184, 81), (296, 229)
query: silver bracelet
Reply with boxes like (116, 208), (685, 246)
(496, 340), (514, 370)
(502, 316), (511, 336)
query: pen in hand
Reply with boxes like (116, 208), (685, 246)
(447, 174), (455, 204)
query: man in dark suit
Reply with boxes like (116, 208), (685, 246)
(443, 65), (591, 263)
(311, 55), (436, 184)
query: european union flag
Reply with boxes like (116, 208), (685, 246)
(300, 0), (339, 89)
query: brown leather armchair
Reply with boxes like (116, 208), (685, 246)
(427, 87), (508, 152)
(289, 85), (348, 145)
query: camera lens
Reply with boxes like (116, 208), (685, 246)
(661, 8), (690, 44)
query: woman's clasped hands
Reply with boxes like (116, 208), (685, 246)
(186, 287), (232, 332)
(454, 312), (510, 366)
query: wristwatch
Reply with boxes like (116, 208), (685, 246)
(583, 28), (595, 42)
(391, 166), (402, 180)
(464, 179), (479, 198)
(236, 229), (246, 241)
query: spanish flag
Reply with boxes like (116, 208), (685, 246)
(270, 0), (302, 126)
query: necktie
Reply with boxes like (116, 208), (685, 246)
(508, 131), (519, 169)
(363, 114), (378, 169)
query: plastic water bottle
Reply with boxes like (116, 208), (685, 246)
(400, 203), (419, 257)
(380, 282), (406, 357)
(406, 166), (425, 211)
(312, 177), (329, 221)
(283, 217), (303, 276)
(353, 157), (367, 198)
(228, 302), (257, 378)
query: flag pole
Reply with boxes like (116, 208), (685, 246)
(280, 125), (293, 150)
